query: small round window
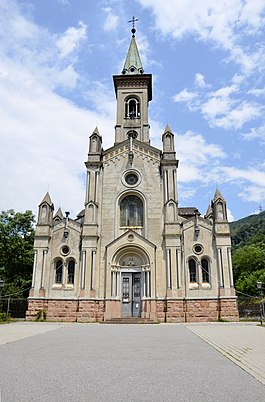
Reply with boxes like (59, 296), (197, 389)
(122, 170), (141, 187)
(61, 246), (70, 256)
(125, 173), (138, 185)
(193, 244), (203, 255)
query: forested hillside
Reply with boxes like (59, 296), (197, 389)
(231, 211), (265, 296)
(230, 210), (265, 248)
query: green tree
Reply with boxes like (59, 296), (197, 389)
(0, 210), (35, 298)
(232, 243), (265, 296)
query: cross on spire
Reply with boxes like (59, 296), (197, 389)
(128, 16), (139, 37)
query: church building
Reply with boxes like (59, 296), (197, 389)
(26, 27), (239, 323)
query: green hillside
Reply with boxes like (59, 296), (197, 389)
(230, 210), (265, 248)
(231, 211), (265, 297)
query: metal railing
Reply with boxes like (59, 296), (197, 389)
(0, 298), (28, 318)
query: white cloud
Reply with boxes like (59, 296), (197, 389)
(137, 0), (265, 71)
(219, 166), (265, 203)
(56, 21), (87, 58)
(248, 88), (265, 97)
(206, 101), (262, 130)
(194, 73), (208, 88)
(56, 0), (70, 5)
(243, 125), (265, 143)
(173, 88), (197, 103)
(0, 1), (115, 216)
(227, 208), (234, 222)
(103, 7), (119, 31)
(177, 82), (263, 130)
(171, 130), (226, 183)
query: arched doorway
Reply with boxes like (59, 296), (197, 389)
(112, 246), (150, 318)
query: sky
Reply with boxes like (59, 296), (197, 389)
(1, 0), (265, 222)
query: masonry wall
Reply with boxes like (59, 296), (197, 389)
(27, 297), (239, 323)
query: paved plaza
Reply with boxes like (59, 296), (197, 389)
(0, 322), (264, 402)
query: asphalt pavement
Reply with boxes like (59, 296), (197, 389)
(0, 322), (264, 402)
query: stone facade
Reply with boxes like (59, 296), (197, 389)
(27, 30), (239, 323)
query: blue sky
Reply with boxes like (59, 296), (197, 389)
(0, 0), (265, 221)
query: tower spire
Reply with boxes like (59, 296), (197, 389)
(122, 17), (143, 75)
(128, 16), (139, 37)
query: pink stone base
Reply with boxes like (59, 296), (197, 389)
(26, 299), (105, 322)
(165, 300), (185, 323)
(26, 297), (239, 323)
(77, 300), (104, 322)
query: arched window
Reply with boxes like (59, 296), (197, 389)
(120, 195), (143, 227)
(201, 258), (210, 283)
(67, 260), (75, 284)
(125, 97), (140, 118)
(55, 259), (63, 284)
(216, 202), (224, 220)
(189, 259), (197, 282)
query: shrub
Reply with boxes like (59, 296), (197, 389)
(0, 312), (11, 323)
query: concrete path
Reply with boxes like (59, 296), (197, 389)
(0, 322), (265, 402)
(0, 322), (65, 345)
(186, 322), (265, 386)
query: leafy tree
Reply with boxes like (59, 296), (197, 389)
(232, 242), (265, 296)
(0, 210), (35, 298)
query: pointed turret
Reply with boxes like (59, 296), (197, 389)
(213, 188), (225, 203)
(39, 192), (53, 207)
(37, 192), (54, 225)
(212, 188), (227, 221)
(122, 35), (144, 75)
(88, 127), (102, 155)
(53, 207), (63, 221)
(162, 124), (178, 164)
(205, 204), (213, 220)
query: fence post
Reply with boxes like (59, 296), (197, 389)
(7, 297), (11, 315)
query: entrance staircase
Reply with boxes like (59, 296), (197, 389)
(101, 317), (158, 324)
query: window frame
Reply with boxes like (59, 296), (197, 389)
(201, 258), (210, 283)
(55, 259), (63, 284)
(67, 259), (75, 285)
(188, 258), (197, 283)
(125, 97), (140, 119)
(120, 195), (143, 228)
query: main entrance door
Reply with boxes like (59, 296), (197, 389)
(121, 272), (141, 317)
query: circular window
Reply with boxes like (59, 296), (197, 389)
(125, 173), (138, 185)
(61, 246), (70, 256)
(193, 244), (203, 255)
(122, 169), (141, 187)
(127, 234), (134, 242)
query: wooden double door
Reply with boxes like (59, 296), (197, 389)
(121, 272), (141, 318)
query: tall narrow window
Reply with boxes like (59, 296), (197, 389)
(55, 260), (63, 284)
(120, 195), (143, 227)
(201, 258), (210, 283)
(125, 97), (140, 118)
(68, 260), (75, 284)
(189, 259), (197, 282)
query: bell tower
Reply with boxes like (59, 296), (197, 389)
(113, 23), (152, 144)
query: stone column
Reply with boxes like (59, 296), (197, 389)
(177, 249), (181, 288)
(217, 248), (224, 287)
(163, 171), (168, 203)
(146, 271), (150, 297)
(227, 247), (234, 287)
(32, 250), (38, 288)
(91, 250), (96, 290)
(166, 249), (171, 289)
(40, 249), (47, 289)
(81, 250), (86, 290)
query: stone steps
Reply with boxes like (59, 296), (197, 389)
(101, 317), (158, 324)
